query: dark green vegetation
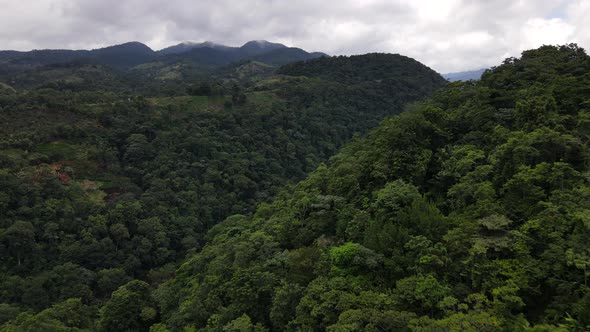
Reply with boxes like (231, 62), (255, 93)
(0, 40), (325, 92)
(149, 44), (590, 331)
(2, 43), (589, 331)
(0, 50), (445, 330)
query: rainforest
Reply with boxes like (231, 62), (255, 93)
(1, 39), (590, 331)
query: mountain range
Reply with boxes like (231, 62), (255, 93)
(0, 40), (327, 72)
(1, 40), (493, 85)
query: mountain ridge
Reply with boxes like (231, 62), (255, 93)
(0, 40), (326, 72)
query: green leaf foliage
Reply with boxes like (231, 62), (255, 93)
(153, 44), (590, 331)
(0, 53), (444, 330)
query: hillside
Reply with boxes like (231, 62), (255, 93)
(149, 44), (590, 331)
(0, 53), (445, 331)
(279, 53), (445, 95)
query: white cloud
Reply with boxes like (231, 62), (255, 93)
(408, 0), (461, 22)
(0, 0), (587, 72)
(520, 18), (575, 50)
(567, 0), (590, 47)
(455, 31), (494, 48)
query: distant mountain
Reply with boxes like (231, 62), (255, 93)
(0, 40), (324, 73)
(169, 47), (241, 67)
(442, 68), (487, 81)
(160, 40), (287, 56)
(2, 49), (88, 66)
(158, 41), (233, 55)
(91, 42), (156, 68)
(132, 40), (325, 80)
(0, 42), (156, 69)
(238, 40), (287, 56)
(251, 47), (328, 66)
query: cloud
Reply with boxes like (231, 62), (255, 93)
(0, 0), (587, 72)
(520, 18), (575, 50)
(567, 0), (590, 47)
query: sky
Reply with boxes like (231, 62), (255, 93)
(0, 0), (588, 72)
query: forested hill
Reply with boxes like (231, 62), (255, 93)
(0, 54), (445, 330)
(148, 44), (590, 331)
(279, 53), (443, 86)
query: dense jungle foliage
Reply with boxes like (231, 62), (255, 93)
(147, 44), (590, 331)
(2, 44), (590, 331)
(0, 53), (446, 330)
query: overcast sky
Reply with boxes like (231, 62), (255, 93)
(1, 0), (588, 72)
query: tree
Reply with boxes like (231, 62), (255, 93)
(3, 221), (36, 266)
(0, 298), (95, 332)
(98, 280), (156, 332)
(222, 314), (268, 332)
(124, 134), (152, 163)
(394, 274), (451, 315)
(97, 268), (131, 297)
